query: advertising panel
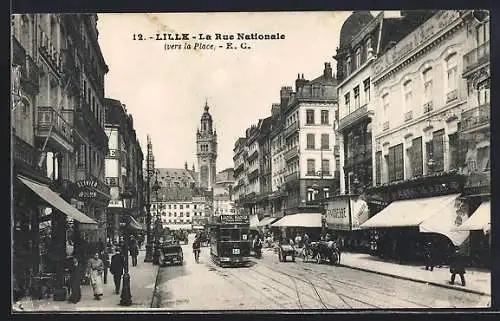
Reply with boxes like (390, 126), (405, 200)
(325, 198), (350, 230)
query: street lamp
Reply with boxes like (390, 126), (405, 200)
(427, 153), (436, 174)
(151, 173), (161, 265)
(119, 186), (134, 306)
(312, 170), (326, 238)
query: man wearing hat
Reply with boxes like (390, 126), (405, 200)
(110, 247), (125, 294)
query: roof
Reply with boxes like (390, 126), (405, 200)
(339, 11), (374, 48)
(215, 168), (235, 182)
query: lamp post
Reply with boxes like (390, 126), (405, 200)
(119, 187), (134, 306)
(151, 173), (161, 265)
(144, 173), (153, 262)
(313, 168), (327, 238)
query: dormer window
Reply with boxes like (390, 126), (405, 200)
(366, 37), (373, 59)
(355, 48), (361, 69)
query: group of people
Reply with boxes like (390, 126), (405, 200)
(424, 240), (467, 286)
(66, 236), (141, 304)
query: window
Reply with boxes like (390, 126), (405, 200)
(180, 212), (184, 217)
(174, 204), (177, 209)
(180, 204), (183, 209)
(411, 137), (423, 177)
(375, 151), (382, 185)
(432, 129), (445, 172)
(448, 133), (458, 170)
(423, 68), (433, 104)
(321, 110), (329, 124)
(445, 54), (458, 95)
(169, 204), (171, 209)
(366, 38), (373, 59)
(306, 134), (315, 149)
(345, 93), (351, 113)
(363, 78), (370, 104)
(321, 159), (330, 175)
(353, 86), (360, 108)
(388, 144), (404, 182)
(382, 94), (389, 123)
(307, 159), (315, 175)
(355, 48), (361, 69)
(306, 109), (315, 124)
(194, 204), (197, 209)
(478, 79), (490, 105)
(476, 22), (490, 46)
(306, 188), (315, 202)
(321, 134), (329, 150)
(403, 80), (412, 113)
(346, 56), (351, 76)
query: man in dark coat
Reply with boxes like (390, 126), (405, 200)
(130, 238), (139, 267)
(449, 247), (466, 286)
(110, 247), (125, 294)
(68, 257), (82, 303)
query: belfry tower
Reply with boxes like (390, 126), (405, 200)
(196, 101), (217, 190)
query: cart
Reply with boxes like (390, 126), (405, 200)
(302, 241), (340, 265)
(278, 244), (296, 262)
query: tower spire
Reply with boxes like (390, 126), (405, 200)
(204, 98), (209, 112)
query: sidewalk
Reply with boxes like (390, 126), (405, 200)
(339, 252), (491, 296)
(14, 249), (159, 312)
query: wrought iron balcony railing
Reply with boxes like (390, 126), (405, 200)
(285, 171), (299, 183)
(463, 41), (490, 74)
(423, 101), (434, 113)
(37, 107), (73, 144)
(283, 121), (299, 138)
(460, 103), (490, 132)
(404, 110), (413, 122)
(284, 148), (299, 161)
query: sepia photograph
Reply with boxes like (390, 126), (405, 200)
(10, 10), (491, 312)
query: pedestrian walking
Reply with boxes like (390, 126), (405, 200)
(130, 239), (139, 267)
(98, 242), (110, 284)
(86, 252), (104, 300)
(449, 247), (466, 286)
(110, 247), (125, 294)
(68, 257), (82, 303)
(424, 241), (435, 271)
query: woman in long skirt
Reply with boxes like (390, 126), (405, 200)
(87, 252), (104, 300)
(68, 257), (82, 303)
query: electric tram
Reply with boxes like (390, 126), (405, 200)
(209, 214), (251, 267)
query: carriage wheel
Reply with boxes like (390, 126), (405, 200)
(315, 253), (322, 264)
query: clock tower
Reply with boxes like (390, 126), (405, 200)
(196, 101), (217, 190)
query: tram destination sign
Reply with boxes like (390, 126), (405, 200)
(220, 214), (249, 224)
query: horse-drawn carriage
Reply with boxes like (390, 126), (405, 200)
(302, 241), (340, 265)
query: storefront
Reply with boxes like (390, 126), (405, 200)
(14, 175), (98, 299)
(270, 213), (323, 241)
(362, 172), (468, 263)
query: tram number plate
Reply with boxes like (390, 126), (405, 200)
(232, 249), (240, 255)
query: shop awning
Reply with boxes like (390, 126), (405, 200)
(360, 194), (460, 228)
(192, 225), (205, 230)
(167, 224), (192, 231)
(256, 217), (279, 227)
(129, 216), (144, 230)
(19, 176), (97, 225)
(456, 201), (490, 234)
(360, 194), (469, 246)
(271, 213), (322, 228)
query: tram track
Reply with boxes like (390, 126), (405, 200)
(254, 258), (434, 308)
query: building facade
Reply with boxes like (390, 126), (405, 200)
(282, 63), (339, 213)
(104, 98), (144, 242)
(361, 10), (487, 262)
(12, 14), (110, 299)
(196, 102), (217, 190)
(213, 168), (236, 217)
(232, 137), (248, 204)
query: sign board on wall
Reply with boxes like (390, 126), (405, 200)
(351, 196), (370, 230)
(325, 198), (350, 230)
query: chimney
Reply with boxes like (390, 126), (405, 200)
(324, 62), (333, 78)
(184, 162), (188, 170)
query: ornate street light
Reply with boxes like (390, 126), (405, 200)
(151, 174), (161, 265)
(119, 186), (134, 306)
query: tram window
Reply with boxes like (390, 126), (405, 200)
(220, 229), (232, 241)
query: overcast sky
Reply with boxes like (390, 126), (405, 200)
(97, 12), (355, 171)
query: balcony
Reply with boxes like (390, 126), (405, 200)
(283, 121), (299, 138)
(338, 104), (372, 131)
(13, 136), (47, 177)
(463, 41), (490, 75)
(12, 37), (40, 94)
(285, 172), (299, 183)
(247, 149), (259, 162)
(404, 111), (413, 122)
(76, 100), (108, 148)
(284, 148), (299, 161)
(423, 101), (434, 113)
(38, 27), (61, 73)
(382, 121), (389, 131)
(36, 107), (74, 152)
(61, 48), (80, 91)
(460, 103), (490, 133)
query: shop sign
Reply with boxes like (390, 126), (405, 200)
(325, 198), (350, 231)
(221, 214), (249, 224)
(351, 197), (370, 230)
(78, 190), (97, 198)
(108, 200), (123, 208)
(76, 179), (98, 189)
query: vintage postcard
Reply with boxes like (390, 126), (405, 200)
(11, 10), (491, 312)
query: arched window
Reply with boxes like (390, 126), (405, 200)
(445, 53), (458, 100)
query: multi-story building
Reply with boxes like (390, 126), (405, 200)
(362, 10), (476, 262)
(213, 168), (236, 217)
(334, 10), (436, 196)
(457, 10), (490, 266)
(282, 62), (339, 213)
(232, 137), (248, 204)
(269, 88), (293, 217)
(105, 98), (144, 242)
(196, 102), (217, 190)
(149, 167), (209, 230)
(12, 14), (109, 300)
